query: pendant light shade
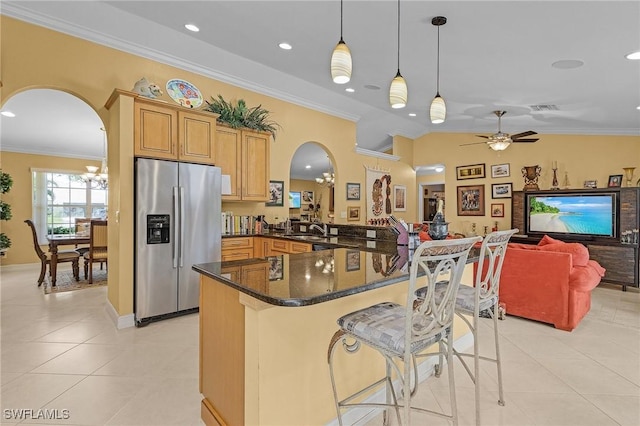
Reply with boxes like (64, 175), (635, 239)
(389, 0), (407, 108)
(331, 39), (352, 84)
(331, 0), (351, 84)
(430, 93), (446, 123)
(430, 16), (447, 124)
(390, 71), (408, 109)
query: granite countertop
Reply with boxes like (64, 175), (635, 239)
(193, 246), (481, 308)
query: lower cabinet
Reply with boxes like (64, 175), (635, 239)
(221, 237), (253, 261)
(223, 236), (312, 258)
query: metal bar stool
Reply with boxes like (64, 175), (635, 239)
(328, 236), (482, 425)
(416, 229), (518, 425)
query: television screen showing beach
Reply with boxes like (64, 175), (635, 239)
(528, 195), (614, 236)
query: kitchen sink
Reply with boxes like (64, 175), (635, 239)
(289, 234), (329, 242)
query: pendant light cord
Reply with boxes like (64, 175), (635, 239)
(340, 0), (344, 42)
(436, 24), (440, 93)
(397, 0), (401, 71)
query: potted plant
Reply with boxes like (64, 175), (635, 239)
(0, 170), (13, 254)
(203, 95), (281, 140)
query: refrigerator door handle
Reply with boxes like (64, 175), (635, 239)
(179, 185), (185, 268)
(173, 186), (179, 268)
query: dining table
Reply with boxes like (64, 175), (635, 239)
(47, 234), (90, 286)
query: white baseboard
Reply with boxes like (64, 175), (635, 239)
(324, 332), (474, 426)
(105, 300), (135, 329)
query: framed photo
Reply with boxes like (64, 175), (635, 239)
(346, 183), (360, 200)
(268, 256), (284, 281)
(491, 163), (510, 178)
(491, 203), (505, 217)
(393, 185), (407, 211)
(608, 175), (623, 188)
(347, 206), (360, 221)
(491, 183), (512, 199)
(456, 163), (486, 180)
(266, 180), (284, 206)
(345, 250), (361, 272)
(584, 180), (598, 189)
(457, 185), (485, 216)
(302, 190), (314, 205)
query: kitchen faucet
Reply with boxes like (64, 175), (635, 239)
(309, 222), (328, 237)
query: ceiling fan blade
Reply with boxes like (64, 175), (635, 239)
(475, 135), (490, 139)
(460, 141), (487, 147)
(513, 138), (539, 143)
(510, 130), (537, 139)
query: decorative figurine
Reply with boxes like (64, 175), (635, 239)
(132, 77), (163, 99)
(522, 165), (541, 191)
(551, 161), (560, 190)
(623, 167), (636, 187)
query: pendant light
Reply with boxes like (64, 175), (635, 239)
(389, 0), (407, 108)
(331, 0), (352, 84)
(430, 16), (447, 124)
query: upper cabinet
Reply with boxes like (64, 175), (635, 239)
(134, 98), (217, 165)
(215, 124), (270, 201)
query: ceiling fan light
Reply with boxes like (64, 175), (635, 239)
(430, 94), (446, 123)
(331, 39), (352, 84)
(488, 140), (511, 151)
(389, 71), (407, 109)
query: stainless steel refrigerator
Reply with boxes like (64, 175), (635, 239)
(134, 158), (221, 326)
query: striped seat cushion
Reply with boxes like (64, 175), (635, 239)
(337, 302), (444, 356)
(84, 249), (108, 261)
(416, 283), (497, 314)
(44, 250), (80, 261)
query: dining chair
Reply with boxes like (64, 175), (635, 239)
(83, 220), (108, 283)
(74, 217), (91, 256)
(24, 219), (80, 286)
(416, 228), (518, 426)
(328, 236), (482, 425)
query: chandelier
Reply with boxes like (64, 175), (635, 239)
(315, 157), (335, 187)
(83, 127), (108, 189)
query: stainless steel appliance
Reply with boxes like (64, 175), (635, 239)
(135, 158), (221, 326)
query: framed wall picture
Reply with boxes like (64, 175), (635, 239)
(491, 183), (512, 199)
(346, 183), (360, 200)
(393, 185), (407, 211)
(347, 206), (360, 221)
(457, 185), (485, 216)
(491, 203), (505, 217)
(302, 190), (314, 205)
(583, 180), (598, 189)
(266, 180), (284, 206)
(268, 255), (284, 281)
(346, 249), (361, 272)
(608, 175), (623, 188)
(491, 163), (510, 178)
(456, 163), (486, 180)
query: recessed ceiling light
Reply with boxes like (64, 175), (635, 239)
(345, 87), (355, 93)
(637, 106), (640, 110)
(434, 166), (444, 173)
(184, 24), (200, 32)
(305, 165), (311, 169)
(278, 42), (292, 50)
(1, 111), (16, 118)
(551, 59), (584, 69)
(408, 113), (416, 117)
(625, 51), (640, 60)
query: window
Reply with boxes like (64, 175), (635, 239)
(32, 169), (108, 244)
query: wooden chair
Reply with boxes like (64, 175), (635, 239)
(24, 219), (80, 286)
(83, 220), (108, 283)
(74, 217), (91, 256)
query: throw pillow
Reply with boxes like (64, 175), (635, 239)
(538, 234), (562, 246)
(539, 242), (590, 266)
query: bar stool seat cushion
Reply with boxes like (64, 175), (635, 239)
(416, 283), (497, 314)
(337, 302), (444, 356)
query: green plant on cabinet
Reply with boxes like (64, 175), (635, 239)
(204, 95), (281, 140)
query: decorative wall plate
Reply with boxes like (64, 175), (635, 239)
(166, 79), (203, 108)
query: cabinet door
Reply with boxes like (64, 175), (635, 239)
(269, 239), (290, 254)
(241, 130), (270, 201)
(241, 262), (269, 293)
(178, 111), (216, 165)
(221, 249), (253, 261)
(216, 126), (241, 200)
(134, 101), (177, 159)
(290, 242), (312, 253)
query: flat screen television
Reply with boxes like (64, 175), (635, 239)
(526, 192), (617, 239)
(289, 191), (301, 208)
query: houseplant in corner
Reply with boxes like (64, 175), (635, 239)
(203, 95), (281, 140)
(0, 170), (13, 256)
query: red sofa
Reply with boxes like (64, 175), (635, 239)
(495, 235), (606, 331)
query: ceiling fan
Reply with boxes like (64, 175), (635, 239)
(461, 110), (538, 151)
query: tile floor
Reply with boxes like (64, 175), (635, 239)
(1, 263), (639, 425)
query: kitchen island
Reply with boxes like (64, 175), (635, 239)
(194, 245), (479, 425)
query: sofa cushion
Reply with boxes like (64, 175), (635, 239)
(569, 263), (604, 292)
(507, 243), (541, 251)
(538, 242), (590, 266)
(538, 234), (563, 246)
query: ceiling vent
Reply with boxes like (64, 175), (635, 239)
(530, 104), (559, 111)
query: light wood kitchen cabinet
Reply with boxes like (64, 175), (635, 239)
(134, 98), (217, 164)
(290, 241), (312, 253)
(215, 125), (270, 201)
(253, 237), (269, 258)
(221, 237), (254, 261)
